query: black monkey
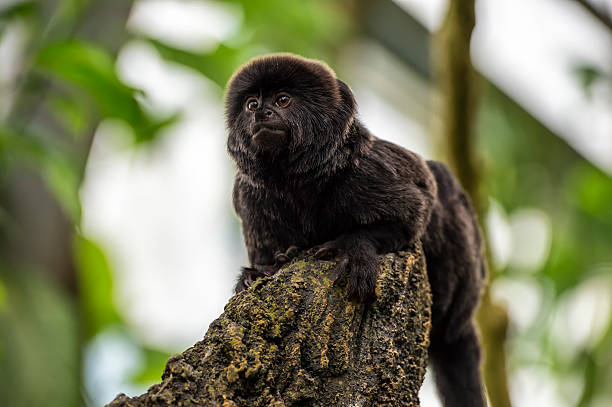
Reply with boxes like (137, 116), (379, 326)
(225, 53), (487, 407)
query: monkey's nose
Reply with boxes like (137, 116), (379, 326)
(255, 109), (274, 121)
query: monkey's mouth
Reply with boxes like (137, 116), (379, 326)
(252, 124), (287, 150)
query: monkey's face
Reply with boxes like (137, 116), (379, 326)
(225, 53), (356, 176)
(240, 91), (292, 152)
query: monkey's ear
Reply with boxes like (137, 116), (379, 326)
(336, 79), (356, 114)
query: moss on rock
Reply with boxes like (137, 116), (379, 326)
(107, 243), (431, 407)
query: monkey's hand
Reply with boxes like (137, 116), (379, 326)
(315, 235), (378, 300)
(235, 264), (275, 293)
(235, 246), (299, 293)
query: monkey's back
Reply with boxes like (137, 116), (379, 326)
(421, 160), (485, 342)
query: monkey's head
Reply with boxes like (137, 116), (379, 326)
(225, 53), (356, 178)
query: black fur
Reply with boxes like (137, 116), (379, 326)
(225, 53), (487, 406)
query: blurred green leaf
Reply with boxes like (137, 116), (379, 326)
(34, 40), (176, 143)
(542, 238), (582, 293)
(0, 277), (6, 311)
(130, 347), (173, 385)
(0, 268), (81, 407)
(238, 0), (349, 54)
(74, 235), (121, 339)
(43, 153), (82, 220)
(567, 165), (612, 225)
(49, 93), (91, 136)
(573, 64), (605, 96)
(0, 1), (37, 23)
(0, 126), (82, 220)
(144, 0), (351, 90)
(146, 39), (242, 88)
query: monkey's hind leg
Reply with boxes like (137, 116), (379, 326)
(430, 321), (486, 407)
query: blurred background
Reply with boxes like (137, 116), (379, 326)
(0, 0), (611, 406)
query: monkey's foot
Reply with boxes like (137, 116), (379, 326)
(235, 264), (277, 293)
(314, 238), (378, 301)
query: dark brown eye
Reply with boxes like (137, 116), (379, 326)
(246, 98), (259, 111)
(275, 94), (291, 108)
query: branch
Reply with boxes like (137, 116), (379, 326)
(575, 0), (612, 32)
(107, 244), (432, 407)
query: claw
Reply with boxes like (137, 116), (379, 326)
(315, 244), (339, 259)
(240, 265), (275, 290)
(241, 267), (257, 288)
(331, 256), (350, 287)
(274, 253), (289, 264)
(273, 245), (299, 267)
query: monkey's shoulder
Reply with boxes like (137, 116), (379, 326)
(347, 138), (435, 189)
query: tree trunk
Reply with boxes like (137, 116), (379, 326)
(434, 1), (513, 406)
(107, 244), (431, 407)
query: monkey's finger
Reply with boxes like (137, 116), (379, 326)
(247, 264), (272, 276)
(315, 244), (340, 259)
(274, 252), (289, 264)
(285, 245), (299, 257)
(331, 256), (350, 287)
(274, 246), (299, 267)
(262, 266), (276, 276)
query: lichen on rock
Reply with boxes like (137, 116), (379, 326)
(107, 243), (432, 407)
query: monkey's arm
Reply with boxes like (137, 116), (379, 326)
(319, 142), (437, 299)
(233, 176), (300, 292)
(338, 142), (437, 249)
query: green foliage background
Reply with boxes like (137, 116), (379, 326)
(0, 1), (611, 406)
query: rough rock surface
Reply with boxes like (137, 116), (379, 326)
(107, 243), (432, 407)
